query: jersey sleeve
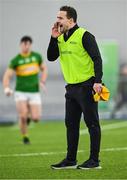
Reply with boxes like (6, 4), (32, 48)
(9, 58), (17, 70)
(37, 53), (43, 65)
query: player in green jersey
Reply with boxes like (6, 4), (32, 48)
(3, 36), (48, 144)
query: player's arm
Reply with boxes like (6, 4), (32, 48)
(39, 62), (48, 93)
(3, 68), (15, 96)
(40, 62), (48, 84)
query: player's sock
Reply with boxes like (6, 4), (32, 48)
(27, 117), (31, 125)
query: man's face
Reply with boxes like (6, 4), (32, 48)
(20, 41), (32, 54)
(56, 11), (71, 33)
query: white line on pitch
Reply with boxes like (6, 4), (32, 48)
(0, 147), (127, 158)
(80, 121), (127, 135)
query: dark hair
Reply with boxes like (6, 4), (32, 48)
(20, 36), (33, 43)
(60, 6), (77, 22)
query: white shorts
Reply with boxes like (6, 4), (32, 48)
(14, 91), (42, 105)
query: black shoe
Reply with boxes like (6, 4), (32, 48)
(51, 158), (77, 169)
(77, 159), (102, 169)
(27, 117), (31, 125)
(23, 137), (30, 144)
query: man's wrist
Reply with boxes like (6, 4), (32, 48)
(41, 81), (46, 84)
(51, 36), (58, 40)
(94, 79), (102, 83)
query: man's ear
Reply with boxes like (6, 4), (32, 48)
(69, 18), (74, 24)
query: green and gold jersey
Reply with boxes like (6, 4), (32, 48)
(9, 51), (43, 92)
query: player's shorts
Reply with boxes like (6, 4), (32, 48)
(14, 91), (42, 105)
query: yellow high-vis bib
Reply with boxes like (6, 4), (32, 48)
(58, 28), (95, 84)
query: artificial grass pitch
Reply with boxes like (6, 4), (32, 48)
(0, 119), (127, 179)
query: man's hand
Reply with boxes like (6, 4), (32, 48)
(3, 68), (15, 96)
(4, 87), (13, 96)
(93, 83), (102, 94)
(51, 22), (62, 38)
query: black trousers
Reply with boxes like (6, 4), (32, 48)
(65, 80), (101, 162)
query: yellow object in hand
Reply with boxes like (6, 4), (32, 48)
(93, 85), (110, 102)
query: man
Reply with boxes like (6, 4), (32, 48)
(110, 63), (127, 119)
(47, 6), (103, 169)
(3, 36), (48, 144)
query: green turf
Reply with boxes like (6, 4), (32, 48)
(0, 119), (127, 179)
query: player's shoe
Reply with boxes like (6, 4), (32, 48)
(27, 117), (31, 125)
(51, 158), (77, 169)
(23, 137), (30, 145)
(77, 159), (102, 169)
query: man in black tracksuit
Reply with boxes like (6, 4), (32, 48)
(47, 6), (103, 169)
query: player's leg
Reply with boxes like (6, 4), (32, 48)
(28, 93), (42, 122)
(16, 100), (30, 144)
(14, 91), (30, 144)
(29, 104), (41, 122)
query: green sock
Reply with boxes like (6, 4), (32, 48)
(23, 134), (29, 138)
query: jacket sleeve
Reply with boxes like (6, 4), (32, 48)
(82, 31), (103, 83)
(47, 36), (59, 61)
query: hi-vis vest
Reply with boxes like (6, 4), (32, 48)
(58, 27), (95, 84)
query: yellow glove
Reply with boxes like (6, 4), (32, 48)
(93, 85), (110, 102)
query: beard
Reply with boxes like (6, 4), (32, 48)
(59, 24), (68, 34)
